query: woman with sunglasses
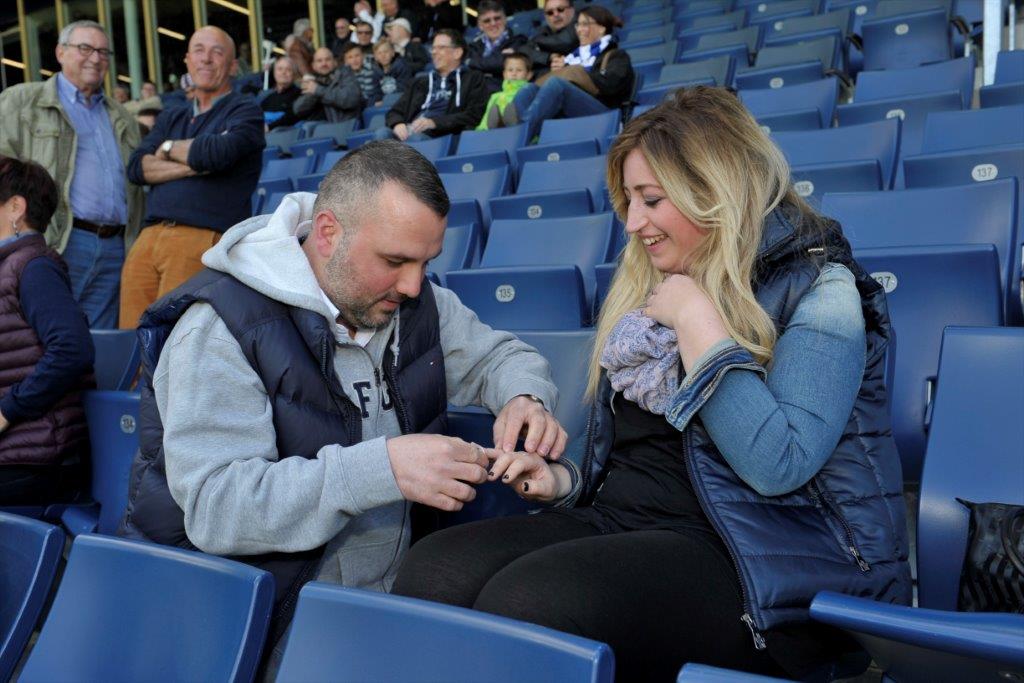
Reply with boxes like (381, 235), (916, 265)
(501, 5), (632, 140)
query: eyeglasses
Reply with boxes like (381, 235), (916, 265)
(356, 28), (373, 34)
(63, 42), (113, 60)
(431, 43), (456, 52)
(545, 6), (569, 16)
(576, 19), (597, 27)
(479, 15), (504, 25)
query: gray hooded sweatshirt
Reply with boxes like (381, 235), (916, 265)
(153, 192), (558, 592)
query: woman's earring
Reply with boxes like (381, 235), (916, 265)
(12, 220), (19, 236)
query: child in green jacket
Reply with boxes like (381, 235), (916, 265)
(477, 52), (534, 130)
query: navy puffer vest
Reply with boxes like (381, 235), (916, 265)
(0, 233), (90, 466)
(581, 206), (912, 639)
(119, 269), (447, 625)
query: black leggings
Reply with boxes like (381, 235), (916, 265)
(392, 512), (784, 682)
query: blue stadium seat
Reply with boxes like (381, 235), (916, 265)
(619, 24), (677, 44)
(772, 118), (901, 203)
(406, 135), (454, 161)
(427, 222), (481, 285)
(0, 514), (64, 682)
(435, 151), (511, 177)
(440, 167), (510, 229)
(853, 245), (1003, 480)
(262, 190), (290, 214)
(679, 26), (763, 66)
(859, 3), (952, 70)
(674, 0), (733, 24)
(442, 266), (591, 330)
(734, 35), (839, 90)
(448, 199), (483, 228)
(624, 41), (681, 66)
(276, 583), (614, 683)
(515, 155), (608, 205)
(810, 326), (1024, 683)
(678, 23), (742, 56)
(286, 137), (335, 167)
(514, 139), (602, 176)
(361, 105), (389, 128)
(60, 391), (142, 537)
(294, 172), (325, 193)
(455, 124), (529, 168)
(89, 329), (140, 391)
(678, 9), (746, 34)
(637, 79), (716, 106)
(488, 189), (594, 222)
(595, 262), (617, 316)
(745, 0), (817, 26)
(739, 77), (839, 131)
(265, 126), (302, 152)
(763, 8), (854, 47)
(653, 56), (735, 87)
(316, 149), (348, 173)
(917, 104), (1024, 152)
(262, 146), (283, 165)
(677, 663), (791, 682)
(980, 50), (1024, 108)
(255, 178), (291, 211)
(537, 110), (621, 147)
(312, 120), (359, 146)
(19, 534), (273, 683)
(262, 157), (315, 184)
(854, 56), (975, 110)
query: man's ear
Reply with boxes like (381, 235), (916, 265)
(311, 210), (343, 258)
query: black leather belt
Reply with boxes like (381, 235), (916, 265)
(73, 218), (124, 239)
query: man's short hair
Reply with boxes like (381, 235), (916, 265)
(58, 19), (107, 46)
(314, 140), (449, 224)
(503, 52), (531, 71)
(477, 0), (506, 16)
(293, 18), (312, 36)
(434, 28), (466, 53)
(342, 42), (364, 57)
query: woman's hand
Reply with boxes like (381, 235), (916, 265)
(487, 451), (572, 503)
(645, 274), (731, 372)
(550, 54), (566, 70)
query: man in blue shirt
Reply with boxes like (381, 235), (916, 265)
(119, 25), (264, 329)
(0, 20), (144, 329)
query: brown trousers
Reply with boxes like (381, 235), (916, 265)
(119, 222), (221, 329)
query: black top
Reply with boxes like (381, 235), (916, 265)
(261, 85), (302, 130)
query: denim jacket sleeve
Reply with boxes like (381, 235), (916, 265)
(674, 263), (866, 497)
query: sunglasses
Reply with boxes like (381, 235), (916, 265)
(479, 15), (504, 25)
(545, 6), (569, 15)
(356, 29), (373, 34)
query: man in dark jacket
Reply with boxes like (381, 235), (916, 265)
(379, 29), (487, 140)
(294, 47), (363, 123)
(521, 0), (578, 76)
(465, 0), (529, 93)
(415, 0), (463, 42)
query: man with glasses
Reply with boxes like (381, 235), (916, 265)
(330, 17), (355, 60)
(521, 0), (579, 76)
(380, 29), (487, 141)
(466, 0), (528, 92)
(0, 19), (144, 329)
(118, 26), (264, 329)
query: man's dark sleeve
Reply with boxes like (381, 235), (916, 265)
(321, 70), (364, 111)
(469, 34), (529, 78)
(186, 99), (267, 173)
(590, 49), (633, 101)
(127, 106), (173, 185)
(0, 258), (94, 424)
(404, 43), (430, 73)
(525, 26), (579, 68)
(386, 80), (420, 127)
(430, 71), (488, 134)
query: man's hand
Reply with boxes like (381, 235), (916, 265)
(301, 78), (319, 95)
(392, 123), (411, 141)
(487, 450), (572, 502)
(0, 408), (8, 435)
(409, 117), (436, 134)
(386, 434), (490, 511)
(354, 1), (372, 16)
(492, 395), (568, 459)
(550, 54), (566, 70)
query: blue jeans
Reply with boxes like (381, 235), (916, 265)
(512, 78), (611, 141)
(62, 227), (124, 329)
(374, 127), (432, 142)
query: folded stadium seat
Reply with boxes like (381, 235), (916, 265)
(262, 146), (283, 166)
(89, 329), (141, 391)
(434, 152), (510, 179)
(0, 514), (64, 682)
(625, 41), (681, 66)
(673, 0), (734, 23)
(440, 167), (511, 230)
(265, 126), (302, 153)
(810, 326), (1024, 682)
(594, 262), (617, 316)
(406, 134), (455, 161)
(631, 58), (668, 88)
(426, 222), (481, 286)
(677, 9), (747, 34)
(619, 23), (679, 44)
(733, 35), (840, 90)
(677, 663), (791, 682)
(254, 178), (292, 214)
(311, 119), (360, 147)
(59, 391), (142, 537)
(677, 23), (744, 55)
(446, 213), (616, 329)
(636, 79), (716, 106)
(739, 76), (839, 131)
(261, 156), (316, 185)
(513, 139), (601, 177)
(822, 180), (1018, 477)
(276, 583), (614, 683)
(297, 119), (321, 138)
(764, 7), (854, 47)
(652, 55), (736, 88)
(743, 0), (817, 26)
(622, 5), (674, 23)
(901, 104), (1024, 323)
(854, 55), (975, 110)
(18, 535), (274, 683)
(454, 124), (529, 169)
(771, 118), (901, 205)
(293, 172), (326, 193)
(286, 137), (336, 170)
(360, 105), (389, 129)
(448, 200), (483, 229)
(262, 190), (290, 215)
(678, 25), (763, 67)
(316, 149), (348, 174)
(980, 49), (1024, 108)
(859, 0), (955, 70)
(490, 155), (607, 222)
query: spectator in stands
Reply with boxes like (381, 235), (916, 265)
(379, 29), (487, 140)
(118, 140), (567, 668)
(385, 18), (430, 74)
(283, 33), (314, 76)
(353, 20), (376, 57)
(113, 84), (130, 104)
(124, 95), (163, 136)
(465, 0), (528, 93)
(521, 0), (578, 76)
(119, 26), (264, 329)
(355, 0), (418, 42)
(344, 42), (383, 107)
(293, 18), (316, 54)
(415, 0), (463, 43)
(394, 89), (911, 681)
(331, 17), (355, 59)
(141, 80), (158, 99)
(295, 47), (364, 124)
(0, 157), (93, 505)
(477, 51), (532, 130)
(0, 19), (144, 329)
(374, 39), (412, 101)
(261, 56), (303, 130)
(504, 5), (631, 139)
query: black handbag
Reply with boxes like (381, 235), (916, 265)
(957, 499), (1024, 613)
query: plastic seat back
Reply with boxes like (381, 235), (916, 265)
(19, 534), (274, 683)
(455, 125), (529, 161)
(440, 167), (510, 227)
(311, 119), (358, 145)
(655, 55), (735, 87)
(265, 127), (301, 152)
(0, 514), (64, 681)
(316, 149), (348, 173)
(918, 104), (1024, 153)
(836, 90), (963, 164)
(765, 8), (854, 44)
(739, 76), (839, 129)
(516, 156), (608, 205)
(428, 223), (481, 285)
(537, 110), (621, 146)
(854, 56), (975, 110)
(277, 583), (614, 683)
(90, 329), (140, 390)
(446, 266), (589, 330)
(262, 157), (314, 184)
(83, 391), (142, 535)
(407, 134), (455, 161)
(860, 5), (951, 70)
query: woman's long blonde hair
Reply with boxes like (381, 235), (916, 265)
(589, 86), (821, 397)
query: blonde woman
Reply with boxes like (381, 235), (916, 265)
(393, 89), (911, 680)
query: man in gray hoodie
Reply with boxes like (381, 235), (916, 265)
(120, 141), (570, 646)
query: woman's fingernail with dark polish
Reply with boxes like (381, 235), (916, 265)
(522, 482), (530, 492)
(502, 474), (510, 481)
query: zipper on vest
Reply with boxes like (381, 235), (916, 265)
(579, 401), (598, 498)
(681, 431), (766, 651)
(382, 363), (412, 434)
(809, 479), (871, 573)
